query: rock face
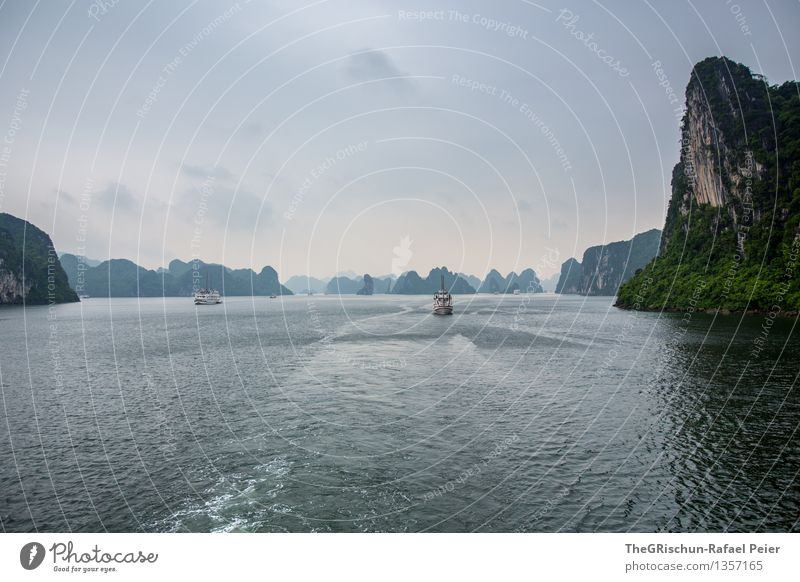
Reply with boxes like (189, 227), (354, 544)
(0, 213), (78, 304)
(617, 57), (800, 312)
(555, 231), (660, 296)
(585, 230), (661, 295)
(392, 267), (476, 294)
(356, 274), (374, 295)
(60, 254), (291, 297)
(555, 258), (582, 294)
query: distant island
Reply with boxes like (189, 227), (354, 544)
(555, 229), (661, 296)
(59, 255), (292, 298)
(2, 212), (663, 304)
(325, 274), (394, 295)
(287, 267), (550, 296)
(478, 268), (544, 294)
(356, 274), (375, 295)
(284, 275), (328, 295)
(616, 57), (800, 314)
(0, 213), (77, 305)
(390, 267), (474, 294)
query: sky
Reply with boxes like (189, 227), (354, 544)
(0, 0), (798, 279)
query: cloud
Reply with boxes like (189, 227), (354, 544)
(181, 164), (235, 182)
(517, 199), (532, 212)
(55, 189), (76, 204)
(175, 183), (272, 232)
(344, 49), (414, 91)
(94, 182), (138, 211)
(239, 121), (266, 139)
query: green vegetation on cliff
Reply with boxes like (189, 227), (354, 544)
(0, 213), (78, 305)
(617, 57), (800, 313)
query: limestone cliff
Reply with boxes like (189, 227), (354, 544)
(356, 274), (374, 295)
(617, 57), (800, 312)
(578, 230), (661, 296)
(555, 229), (660, 296)
(555, 258), (582, 294)
(0, 213), (78, 305)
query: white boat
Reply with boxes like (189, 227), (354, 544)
(194, 274), (222, 305)
(194, 289), (221, 304)
(513, 289), (521, 295)
(433, 274), (453, 315)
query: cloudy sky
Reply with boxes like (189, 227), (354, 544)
(0, 0), (797, 279)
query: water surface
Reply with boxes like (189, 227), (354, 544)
(1, 294), (797, 532)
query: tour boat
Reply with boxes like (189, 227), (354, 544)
(433, 274), (453, 315)
(194, 274), (222, 305)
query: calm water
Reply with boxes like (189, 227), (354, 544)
(0, 294), (797, 532)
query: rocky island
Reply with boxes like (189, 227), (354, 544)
(616, 57), (800, 314)
(478, 268), (544, 294)
(60, 255), (292, 297)
(555, 229), (661, 296)
(391, 267), (476, 294)
(0, 213), (78, 305)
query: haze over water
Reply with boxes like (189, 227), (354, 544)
(1, 295), (797, 532)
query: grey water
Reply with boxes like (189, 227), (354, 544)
(0, 294), (797, 532)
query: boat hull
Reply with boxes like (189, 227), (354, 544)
(433, 305), (453, 315)
(194, 291), (221, 305)
(194, 282), (221, 304)
(194, 298), (221, 305)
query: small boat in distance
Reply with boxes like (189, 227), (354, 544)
(433, 274), (453, 315)
(269, 294), (277, 299)
(194, 273), (222, 305)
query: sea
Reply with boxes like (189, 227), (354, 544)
(0, 294), (797, 532)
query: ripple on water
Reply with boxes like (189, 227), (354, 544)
(1, 296), (797, 532)
(153, 457), (292, 533)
